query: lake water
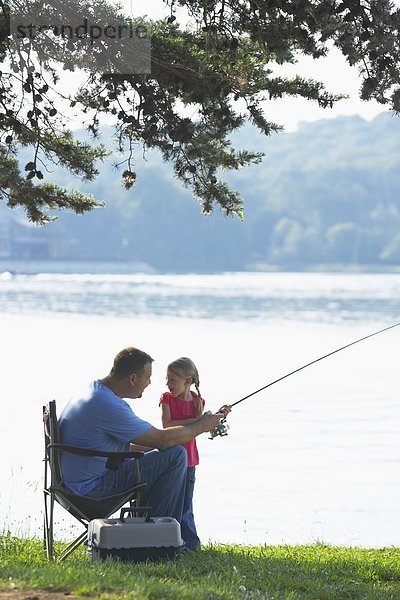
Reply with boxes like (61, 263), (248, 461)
(1, 264), (399, 548)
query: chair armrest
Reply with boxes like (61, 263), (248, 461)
(48, 443), (144, 470)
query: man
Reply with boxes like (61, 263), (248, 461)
(59, 346), (230, 544)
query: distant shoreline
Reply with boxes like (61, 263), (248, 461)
(1, 258), (400, 276)
(251, 262), (400, 274)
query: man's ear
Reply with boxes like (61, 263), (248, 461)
(130, 372), (138, 386)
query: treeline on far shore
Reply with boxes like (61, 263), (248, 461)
(7, 111), (400, 273)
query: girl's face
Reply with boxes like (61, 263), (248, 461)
(166, 369), (191, 398)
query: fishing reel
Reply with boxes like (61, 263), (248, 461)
(209, 418), (229, 440)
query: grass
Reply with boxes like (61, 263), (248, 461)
(1, 534), (400, 599)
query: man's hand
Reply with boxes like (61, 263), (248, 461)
(198, 410), (227, 433)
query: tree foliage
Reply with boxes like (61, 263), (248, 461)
(1, 0), (400, 222)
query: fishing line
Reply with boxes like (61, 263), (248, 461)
(231, 321), (400, 408)
(209, 321), (400, 439)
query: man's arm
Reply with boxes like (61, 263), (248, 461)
(130, 442), (155, 453)
(131, 411), (224, 450)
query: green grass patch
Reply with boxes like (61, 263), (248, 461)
(1, 534), (400, 599)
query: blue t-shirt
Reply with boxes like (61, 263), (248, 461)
(59, 380), (152, 495)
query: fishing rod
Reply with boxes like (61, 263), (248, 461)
(209, 321), (400, 439)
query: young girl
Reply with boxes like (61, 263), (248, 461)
(160, 357), (231, 550)
(159, 358), (220, 550)
(159, 357), (204, 550)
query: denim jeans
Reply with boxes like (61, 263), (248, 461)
(85, 445), (187, 523)
(180, 466), (200, 550)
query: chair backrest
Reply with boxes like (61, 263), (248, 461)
(44, 400), (82, 515)
(43, 400), (63, 489)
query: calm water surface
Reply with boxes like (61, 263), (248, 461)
(1, 266), (399, 547)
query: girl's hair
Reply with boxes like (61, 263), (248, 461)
(167, 357), (203, 416)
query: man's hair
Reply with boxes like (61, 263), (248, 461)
(111, 347), (154, 379)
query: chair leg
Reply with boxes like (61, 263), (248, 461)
(43, 489), (54, 560)
(59, 529), (88, 562)
(43, 513), (49, 558)
(44, 489), (87, 561)
(43, 492), (48, 555)
(48, 494), (55, 560)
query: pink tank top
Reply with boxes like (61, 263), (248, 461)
(159, 392), (204, 467)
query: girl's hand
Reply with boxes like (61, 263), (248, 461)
(216, 404), (231, 418)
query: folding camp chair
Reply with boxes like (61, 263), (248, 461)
(43, 400), (147, 561)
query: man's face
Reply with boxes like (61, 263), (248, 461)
(132, 361), (152, 398)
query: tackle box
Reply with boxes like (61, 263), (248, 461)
(87, 514), (184, 562)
